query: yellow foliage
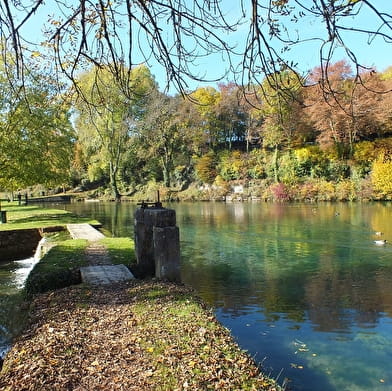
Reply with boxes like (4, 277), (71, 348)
(294, 147), (311, 162)
(371, 156), (392, 197)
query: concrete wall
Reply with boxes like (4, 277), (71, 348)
(0, 229), (42, 262)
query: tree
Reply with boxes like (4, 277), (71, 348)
(0, 60), (74, 191)
(74, 64), (157, 200)
(305, 61), (389, 159)
(215, 83), (247, 150)
(136, 92), (187, 187)
(260, 70), (307, 182)
(190, 87), (221, 150)
(1, 1), (391, 99)
(371, 153), (392, 199)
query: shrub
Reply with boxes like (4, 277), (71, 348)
(278, 152), (299, 185)
(268, 182), (292, 202)
(195, 152), (217, 184)
(335, 180), (356, 201)
(218, 150), (246, 181)
(247, 149), (266, 179)
(371, 155), (392, 199)
(315, 180), (336, 201)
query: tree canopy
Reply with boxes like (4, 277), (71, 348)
(0, 59), (74, 191)
(74, 64), (157, 199)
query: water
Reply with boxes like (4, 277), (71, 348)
(0, 239), (44, 357)
(29, 203), (392, 389)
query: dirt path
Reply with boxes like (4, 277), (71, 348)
(85, 242), (112, 266)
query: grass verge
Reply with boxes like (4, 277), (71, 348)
(99, 237), (136, 265)
(0, 203), (100, 231)
(24, 237), (137, 297)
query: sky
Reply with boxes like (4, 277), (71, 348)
(12, 0), (392, 93)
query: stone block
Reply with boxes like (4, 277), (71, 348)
(134, 207), (180, 280)
(153, 226), (181, 282)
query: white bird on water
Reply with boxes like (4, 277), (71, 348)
(374, 239), (387, 245)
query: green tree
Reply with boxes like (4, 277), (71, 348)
(0, 61), (74, 191)
(136, 93), (187, 187)
(74, 64), (157, 200)
(260, 70), (307, 182)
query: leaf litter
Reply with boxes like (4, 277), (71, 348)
(1, 280), (282, 390)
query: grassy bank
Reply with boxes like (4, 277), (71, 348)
(1, 281), (281, 391)
(24, 237), (136, 297)
(0, 203), (100, 231)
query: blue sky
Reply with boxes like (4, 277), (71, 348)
(15, 1), (392, 92)
(147, 0), (392, 92)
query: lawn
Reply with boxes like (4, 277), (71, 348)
(0, 203), (100, 231)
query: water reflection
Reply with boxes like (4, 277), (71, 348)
(63, 201), (392, 391)
(176, 202), (392, 390)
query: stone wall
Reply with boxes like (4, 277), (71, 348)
(0, 229), (42, 262)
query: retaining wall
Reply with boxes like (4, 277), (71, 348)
(0, 229), (42, 262)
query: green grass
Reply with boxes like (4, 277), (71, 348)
(99, 237), (136, 266)
(24, 237), (137, 297)
(24, 239), (88, 297)
(0, 203), (99, 231)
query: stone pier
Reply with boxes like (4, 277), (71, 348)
(134, 206), (180, 282)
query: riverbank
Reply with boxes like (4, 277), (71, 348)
(1, 281), (281, 390)
(67, 177), (383, 203)
(0, 204), (282, 390)
(0, 203), (100, 232)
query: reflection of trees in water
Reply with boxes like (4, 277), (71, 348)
(180, 202), (392, 332)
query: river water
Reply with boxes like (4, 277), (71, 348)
(2, 202), (392, 390)
(0, 253), (40, 357)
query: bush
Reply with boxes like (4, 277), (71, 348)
(268, 182), (292, 202)
(371, 155), (392, 199)
(218, 150), (246, 181)
(335, 180), (356, 201)
(247, 149), (266, 179)
(278, 152), (299, 185)
(195, 152), (217, 184)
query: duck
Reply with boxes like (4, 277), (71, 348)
(375, 231), (383, 236)
(374, 239), (387, 245)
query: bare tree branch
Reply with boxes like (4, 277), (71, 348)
(0, 0), (391, 102)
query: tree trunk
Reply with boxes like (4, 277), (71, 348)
(273, 145), (279, 183)
(109, 161), (121, 201)
(162, 159), (171, 187)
